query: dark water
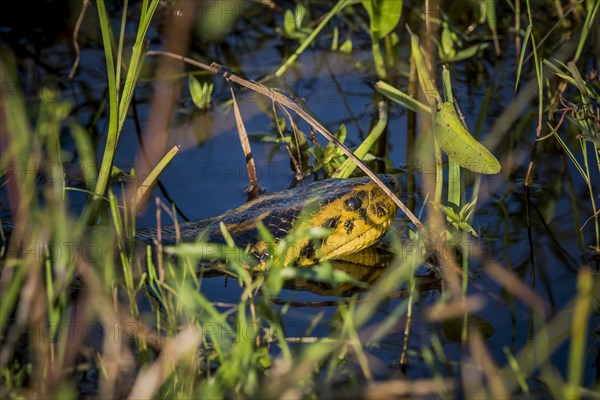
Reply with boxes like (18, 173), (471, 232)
(1, 0), (598, 393)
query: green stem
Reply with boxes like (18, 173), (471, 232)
(332, 101), (388, 178)
(119, 0), (159, 134)
(115, 0), (129, 93)
(461, 231), (469, 344)
(525, 0), (543, 136)
(87, 0), (159, 223)
(91, 0), (120, 220)
(574, 0), (600, 62)
(371, 35), (387, 79)
(448, 158), (460, 206)
(442, 68), (460, 206)
(565, 268), (594, 399)
(581, 139), (600, 250)
(275, 0), (348, 78)
(434, 141), (443, 204)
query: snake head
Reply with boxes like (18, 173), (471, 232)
(294, 174), (401, 265)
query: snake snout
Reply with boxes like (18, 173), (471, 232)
(378, 174), (402, 196)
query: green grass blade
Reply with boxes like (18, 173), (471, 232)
(92, 0), (120, 215)
(0, 263), (26, 329)
(550, 124), (589, 184)
(135, 145), (180, 204)
(574, 0), (600, 62)
(115, 0), (129, 91)
(565, 268), (595, 399)
(70, 122), (98, 191)
(515, 25), (532, 92)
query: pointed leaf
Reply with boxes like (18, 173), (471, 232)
(362, 0), (402, 40)
(515, 25), (532, 92)
(433, 102), (501, 174)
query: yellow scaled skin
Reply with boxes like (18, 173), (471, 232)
(283, 177), (398, 266)
(147, 175), (401, 269)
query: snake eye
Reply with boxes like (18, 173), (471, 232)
(344, 196), (362, 211)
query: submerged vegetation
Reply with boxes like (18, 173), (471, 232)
(0, 0), (599, 398)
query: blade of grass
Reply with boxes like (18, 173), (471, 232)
(134, 145), (180, 204)
(574, 0), (600, 62)
(502, 347), (530, 394)
(524, 0), (544, 137)
(483, 28), (579, 151)
(115, 0), (129, 91)
(476, 277), (600, 397)
(565, 267), (595, 399)
(515, 25), (532, 92)
(0, 263), (26, 331)
(92, 0), (120, 216)
(550, 124), (589, 184)
(118, 0), (159, 132)
(70, 122), (98, 191)
(90, 0), (159, 222)
(128, 326), (202, 399)
(341, 301), (373, 381)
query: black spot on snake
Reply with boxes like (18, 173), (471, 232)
(344, 219), (355, 234)
(323, 215), (341, 229)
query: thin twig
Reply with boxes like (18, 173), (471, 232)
(69, 0), (90, 79)
(272, 101), (303, 180)
(399, 274), (415, 367)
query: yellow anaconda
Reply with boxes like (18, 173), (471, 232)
(140, 174), (401, 268)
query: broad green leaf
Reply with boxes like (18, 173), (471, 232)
(433, 102), (501, 174)
(362, 0), (402, 40)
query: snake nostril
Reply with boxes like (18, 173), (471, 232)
(344, 196), (362, 211)
(382, 175), (400, 194)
